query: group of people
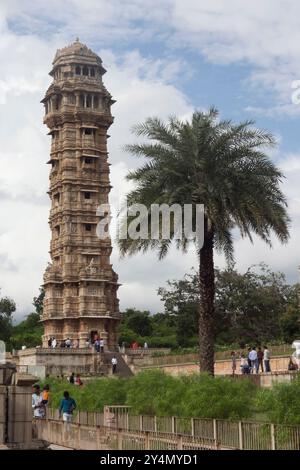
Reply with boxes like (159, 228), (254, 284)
(231, 346), (271, 375)
(68, 372), (83, 385)
(48, 337), (79, 349)
(94, 337), (105, 353)
(32, 383), (77, 423)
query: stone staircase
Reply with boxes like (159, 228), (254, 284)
(103, 352), (133, 378)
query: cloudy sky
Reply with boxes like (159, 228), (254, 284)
(1, 0), (300, 321)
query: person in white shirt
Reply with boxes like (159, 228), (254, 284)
(51, 337), (57, 348)
(32, 385), (45, 419)
(263, 346), (271, 372)
(100, 338), (104, 353)
(248, 347), (258, 374)
(65, 338), (71, 348)
(111, 356), (117, 374)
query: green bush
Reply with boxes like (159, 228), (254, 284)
(260, 374), (300, 424)
(41, 377), (127, 412)
(125, 370), (186, 416)
(40, 370), (300, 424)
(180, 374), (256, 420)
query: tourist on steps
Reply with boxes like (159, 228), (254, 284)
(111, 356), (117, 374)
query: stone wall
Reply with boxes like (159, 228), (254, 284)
(16, 348), (107, 377)
(135, 355), (291, 378)
(0, 364), (37, 447)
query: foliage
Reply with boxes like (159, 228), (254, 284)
(158, 264), (299, 347)
(256, 375), (300, 424)
(0, 287), (43, 351)
(279, 305), (300, 343)
(125, 370), (186, 416)
(0, 292), (16, 345)
(118, 109), (290, 373)
(41, 376), (127, 412)
(180, 374), (256, 419)
(121, 309), (153, 337)
(10, 312), (43, 350)
(33, 287), (45, 316)
(118, 308), (177, 348)
(158, 272), (199, 347)
(43, 370), (255, 420)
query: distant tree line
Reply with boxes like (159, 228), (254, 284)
(0, 288), (44, 351)
(119, 264), (300, 349)
(1, 263), (299, 352)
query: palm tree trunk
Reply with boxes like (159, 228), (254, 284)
(199, 219), (215, 375)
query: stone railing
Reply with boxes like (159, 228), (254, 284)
(124, 348), (171, 356)
(34, 418), (217, 450)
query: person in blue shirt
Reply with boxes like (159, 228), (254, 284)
(59, 390), (76, 422)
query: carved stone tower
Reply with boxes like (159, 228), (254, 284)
(41, 40), (120, 349)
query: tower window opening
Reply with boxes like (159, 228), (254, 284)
(75, 66), (81, 75)
(84, 128), (92, 135)
(94, 96), (99, 108)
(55, 225), (60, 237)
(90, 68), (95, 77)
(85, 157), (92, 164)
(86, 95), (91, 108)
(85, 224), (92, 232)
(54, 193), (60, 206)
(80, 95), (85, 107)
(83, 66), (89, 76)
(84, 192), (91, 200)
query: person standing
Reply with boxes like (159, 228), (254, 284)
(65, 338), (71, 348)
(263, 346), (271, 373)
(69, 372), (75, 384)
(32, 385), (45, 419)
(111, 356), (117, 374)
(257, 347), (264, 373)
(59, 391), (76, 423)
(95, 338), (100, 353)
(52, 337), (57, 348)
(247, 347), (252, 370)
(100, 338), (104, 353)
(249, 347), (258, 373)
(231, 351), (237, 375)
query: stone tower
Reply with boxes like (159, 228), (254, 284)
(41, 40), (120, 349)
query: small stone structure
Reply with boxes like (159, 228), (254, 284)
(15, 347), (108, 377)
(0, 363), (40, 449)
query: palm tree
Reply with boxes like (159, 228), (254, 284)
(118, 108), (290, 374)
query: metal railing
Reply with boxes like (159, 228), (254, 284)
(45, 406), (300, 450)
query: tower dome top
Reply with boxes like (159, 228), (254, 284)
(53, 40), (103, 66)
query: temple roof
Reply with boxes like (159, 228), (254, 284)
(53, 39), (102, 66)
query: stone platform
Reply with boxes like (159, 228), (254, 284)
(13, 348), (132, 378)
